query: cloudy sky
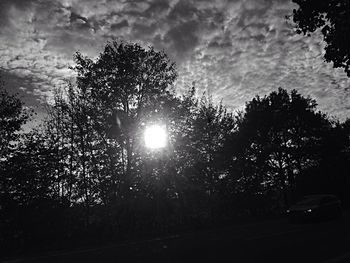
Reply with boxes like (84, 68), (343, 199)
(1, 0), (350, 122)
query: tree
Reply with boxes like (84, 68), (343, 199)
(71, 41), (177, 200)
(0, 82), (30, 160)
(160, 88), (237, 222)
(0, 80), (39, 250)
(291, 0), (350, 76)
(233, 88), (331, 208)
(39, 41), (181, 235)
(0, 79), (31, 208)
(295, 120), (350, 199)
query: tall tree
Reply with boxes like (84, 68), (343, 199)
(0, 79), (37, 249)
(0, 83), (30, 160)
(71, 41), (177, 201)
(40, 41), (181, 235)
(0, 79), (31, 209)
(163, 89), (237, 221)
(234, 88), (331, 207)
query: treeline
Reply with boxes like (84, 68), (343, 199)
(1, 41), (350, 256)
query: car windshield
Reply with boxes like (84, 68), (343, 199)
(296, 196), (322, 206)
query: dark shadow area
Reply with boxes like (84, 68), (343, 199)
(1, 41), (350, 261)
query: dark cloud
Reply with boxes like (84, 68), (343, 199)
(111, 19), (129, 31)
(143, 0), (170, 18)
(0, 69), (50, 106)
(132, 22), (158, 39)
(164, 20), (199, 60)
(168, 0), (198, 22)
(70, 11), (89, 25)
(0, 0), (35, 31)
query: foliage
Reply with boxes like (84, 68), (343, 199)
(291, 0), (350, 76)
(0, 79), (31, 207)
(232, 88), (332, 207)
(70, 41), (178, 201)
(0, 83), (30, 160)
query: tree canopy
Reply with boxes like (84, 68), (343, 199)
(291, 0), (350, 76)
(0, 83), (30, 159)
(233, 88), (332, 206)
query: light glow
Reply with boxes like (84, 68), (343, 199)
(144, 124), (167, 149)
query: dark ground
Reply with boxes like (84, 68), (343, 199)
(2, 211), (350, 263)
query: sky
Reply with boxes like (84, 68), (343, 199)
(0, 0), (350, 122)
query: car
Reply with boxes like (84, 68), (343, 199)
(286, 194), (342, 223)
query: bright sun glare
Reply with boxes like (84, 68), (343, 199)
(144, 124), (167, 149)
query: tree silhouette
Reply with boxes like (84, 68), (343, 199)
(0, 80), (31, 206)
(233, 88), (331, 208)
(185, 94), (236, 220)
(291, 0), (350, 76)
(0, 82), (30, 161)
(71, 41), (177, 201)
(0, 79), (35, 252)
(40, 41), (183, 236)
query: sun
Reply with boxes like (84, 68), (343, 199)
(144, 124), (167, 149)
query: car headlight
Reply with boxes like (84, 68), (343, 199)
(306, 209), (312, 213)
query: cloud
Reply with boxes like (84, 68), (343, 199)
(174, 0), (350, 119)
(163, 20), (199, 60)
(0, 0), (349, 121)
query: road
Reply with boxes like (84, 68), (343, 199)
(3, 212), (350, 263)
